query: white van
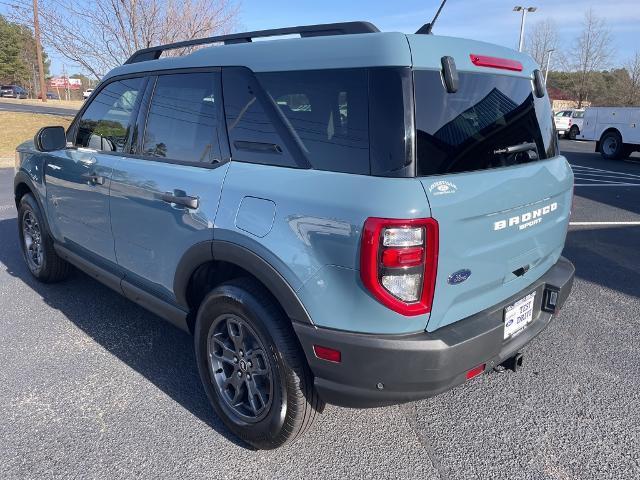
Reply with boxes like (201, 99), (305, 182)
(579, 107), (640, 160)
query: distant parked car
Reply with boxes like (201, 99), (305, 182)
(37, 92), (60, 100)
(1, 85), (28, 99)
(554, 109), (584, 139)
(82, 88), (94, 100)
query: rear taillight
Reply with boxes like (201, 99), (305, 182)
(360, 218), (439, 316)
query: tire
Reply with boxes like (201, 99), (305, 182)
(568, 125), (579, 140)
(17, 193), (71, 282)
(194, 278), (323, 449)
(600, 130), (624, 160)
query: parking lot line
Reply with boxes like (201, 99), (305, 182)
(570, 164), (640, 187)
(572, 171), (640, 180)
(571, 165), (640, 179)
(569, 221), (640, 226)
(574, 184), (640, 187)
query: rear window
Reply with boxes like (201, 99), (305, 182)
(414, 70), (557, 177)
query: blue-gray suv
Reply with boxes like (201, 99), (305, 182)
(14, 22), (575, 449)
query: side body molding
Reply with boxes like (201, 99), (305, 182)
(173, 240), (314, 325)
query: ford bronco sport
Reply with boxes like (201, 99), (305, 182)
(14, 21), (574, 449)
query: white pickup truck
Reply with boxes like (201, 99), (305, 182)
(579, 107), (640, 160)
(554, 109), (584, 139)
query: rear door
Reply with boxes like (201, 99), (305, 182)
(109, 70), (229, 305)
(412, 69), (573, 331)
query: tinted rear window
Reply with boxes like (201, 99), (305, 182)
(414, 70), (557, 176)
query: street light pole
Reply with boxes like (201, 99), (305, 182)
(32, 0), (47, 103)
(544, 48), (555, 84)
(513, 6), (537, 52)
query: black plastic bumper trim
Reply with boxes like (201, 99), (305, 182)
(293, 256), (575, 408)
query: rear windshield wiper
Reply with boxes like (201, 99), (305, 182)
(493, 142), (537, 155)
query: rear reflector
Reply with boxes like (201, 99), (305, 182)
(313, 345), (341, 363)
(466, 364), (486, 380)
(470, 54), (523, 72)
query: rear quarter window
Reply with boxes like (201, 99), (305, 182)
(257, 69), (369, 174)
(223, 67), (370, 174)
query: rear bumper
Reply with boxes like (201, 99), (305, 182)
(294, 256), (574, 408)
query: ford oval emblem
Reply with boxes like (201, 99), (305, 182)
(448, 269), (471, 285)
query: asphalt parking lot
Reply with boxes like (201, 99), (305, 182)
(1, 139), (639, 479)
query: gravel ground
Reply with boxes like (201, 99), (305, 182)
(1, 140), (639, 479)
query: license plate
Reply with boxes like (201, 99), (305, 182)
(503, 292), (536, 339)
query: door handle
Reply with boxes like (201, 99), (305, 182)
(82, 173), (105, 185)
(161, 192), (199, 209)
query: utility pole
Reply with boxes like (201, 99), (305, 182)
(544, 49), (555, 84)
(513, 6), (537, 52)
(32, 0), (47, 102)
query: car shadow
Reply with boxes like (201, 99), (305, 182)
(0, 216), (250, 449)
(564, 226), (640, 298)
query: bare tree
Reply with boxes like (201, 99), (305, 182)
(7, 0), (239, 79)
(561, 9), (614, 108)
(524, 18), (557, 67)
(623, 51), (640, 106)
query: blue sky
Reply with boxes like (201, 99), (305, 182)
(21, 0), (640, 75)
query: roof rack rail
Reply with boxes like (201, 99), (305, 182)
(124, 21), (380, 65)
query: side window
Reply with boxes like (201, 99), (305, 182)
(222, 68), (299, 168)
(222, 68), (370, 174)
(257, 69), (370, 174)
(76, 77), (144, 152)
(142, 72), (222, 163)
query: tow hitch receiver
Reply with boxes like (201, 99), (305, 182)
(495, 352), (524, 373)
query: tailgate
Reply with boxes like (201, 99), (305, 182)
(422, 158), (572, 332)
(407, 37), (573, 331)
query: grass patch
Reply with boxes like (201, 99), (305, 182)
(0, 111), (72, 167)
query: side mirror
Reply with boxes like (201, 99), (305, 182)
(34, 126), (67, 152)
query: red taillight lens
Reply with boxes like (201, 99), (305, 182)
(313, 345), (341, 363)
(382, 247), (424, 268)
(470, 54), (523, 72)
(466, 364), (486, 380)
(360, 218), (439, 316)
